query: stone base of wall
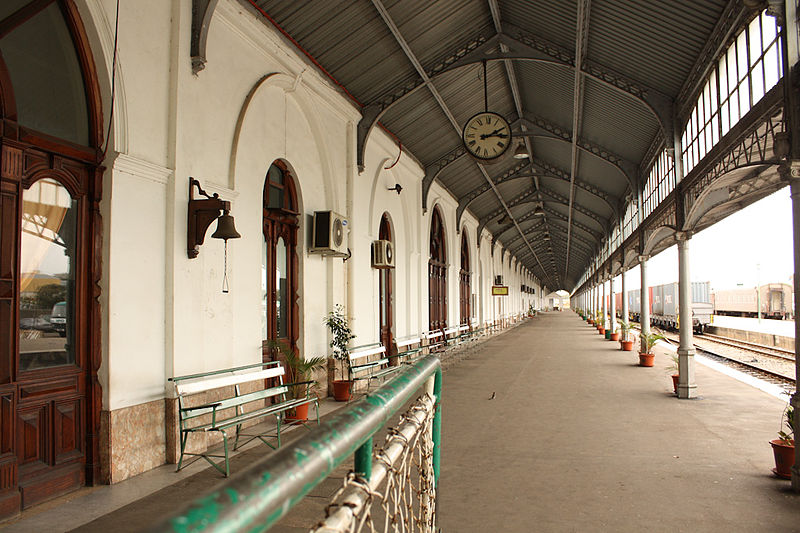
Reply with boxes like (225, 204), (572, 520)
(100, 399), (166, 484)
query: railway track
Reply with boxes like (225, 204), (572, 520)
(697, 332), (794, 362)
(660, 333), (795, 390)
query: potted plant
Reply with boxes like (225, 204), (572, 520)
(770, 397), (795, 479)
(638, 331), (664, 367)
(609, 326), (620, 342)
(324, 304), (356, 401)
(596, 311), (605, 335)
(619, 322), (634, 351)
(668, 354), (679, 393)
(265, 339), (326, 421)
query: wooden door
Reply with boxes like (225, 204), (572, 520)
(428, 208), (446, 331)
(0, 0), (103, 516)
(378, 216), (394, 356)
(263, 162), (299, 359)
(459, 232), (470, 325)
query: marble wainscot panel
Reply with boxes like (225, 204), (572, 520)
(107, 399), (166, 483)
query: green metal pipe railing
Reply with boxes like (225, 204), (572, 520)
(148, 355), (442, 532)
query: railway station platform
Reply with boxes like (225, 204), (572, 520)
(1, 311), (798, 532)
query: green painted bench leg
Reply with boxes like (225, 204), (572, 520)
(176, 430), (188, 472)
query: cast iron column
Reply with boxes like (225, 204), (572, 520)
(639, 255), (650, 353)
(609, 275), (616, 336)
(601, 279), (607, 330)
(621, 269), (628, 330)
(676, 232), (697, 399)
(785, 167), (800, 489)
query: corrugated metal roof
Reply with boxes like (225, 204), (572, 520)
(251, 0), (735, 289)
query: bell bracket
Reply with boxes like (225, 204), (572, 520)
(188, 177), (230, 258)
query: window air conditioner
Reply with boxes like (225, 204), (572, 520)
(311, 210), (348, 255)
(371, 240), (395, 269)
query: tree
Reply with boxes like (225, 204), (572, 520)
(36, 283), (66, 311)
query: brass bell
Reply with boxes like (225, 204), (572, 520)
(211, 210), (241, 240)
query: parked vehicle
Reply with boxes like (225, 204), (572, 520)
(712, 283), (793, 319)
(50, 301), (67, 337)
(625, 282), (712, 334)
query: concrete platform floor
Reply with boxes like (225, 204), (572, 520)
(438, 311), (798, 532)
(1, 311), (798, 532)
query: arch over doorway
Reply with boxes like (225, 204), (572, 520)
(428, 206), (447, 331)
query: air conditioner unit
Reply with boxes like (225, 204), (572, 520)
(371, 240), (395, 269)
(311, 210), (348, 255)
(494, 275), (503, 285)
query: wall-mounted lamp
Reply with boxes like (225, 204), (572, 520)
(187, 177), (241, 292)
(388, 183), (403, 195)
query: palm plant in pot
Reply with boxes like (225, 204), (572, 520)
(619, 322), (634, 351)
(638, 331), (664, 367)
(770, 397), (795, 479)
(596, 311), (605, 335)
(266, 339), (326, 421)
(668, 354), (680, 393)
(324, 304), (356, 401)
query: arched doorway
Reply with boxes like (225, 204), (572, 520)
(428, 207), (447, 331)
(263, 161), (300, 358)
(378, 215), (394, 356)
(459, 231), (470, 325)
(0, 0), (104, 514)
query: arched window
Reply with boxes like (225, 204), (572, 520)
(428, 207), (447, 331)
(263, 161), (299, 357)
(459, 231), (470, 325)
(1, 0), (104, 514)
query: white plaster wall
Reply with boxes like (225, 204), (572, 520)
(87, 0), (543, 414)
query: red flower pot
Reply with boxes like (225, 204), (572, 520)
(638, 352), (655, 367)
(620, 340), (634, 351)
(609, 333), (619, 341)
(671, 374), (679, 393)
(332, 380), (353, 402)
(285, 402), (311, 422)
(598, 327), (605, 335)
(770, 439), (795, 479)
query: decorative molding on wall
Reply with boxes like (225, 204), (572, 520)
(113, 154), (172, 186)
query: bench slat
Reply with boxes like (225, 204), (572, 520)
(176, 367), (284, 396)
(348, 345), (386, 360)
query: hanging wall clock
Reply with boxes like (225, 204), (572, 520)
(462, 60), (511, 161)
(462, 111), (511, 160)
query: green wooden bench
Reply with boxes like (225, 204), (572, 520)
(169, 361), (319, 477)
(348, 342), (394, 389)
(395, 335), (423, 363)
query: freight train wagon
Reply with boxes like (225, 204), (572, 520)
(626, 282), (712, 333)
(712, 283), (793, 319)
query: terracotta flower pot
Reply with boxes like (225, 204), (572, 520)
(609, 333), (619, 341)
(598, 327), (605, 335)
(770, 439), (795, 479)
(671, 374), (679, 393)
(332, 380), (353, 402)
(285, 402), (310, 422)
(638, 352), (655, 367)
(620, 340), (634, 351)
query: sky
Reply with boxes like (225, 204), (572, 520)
(610, 186), (793, 292)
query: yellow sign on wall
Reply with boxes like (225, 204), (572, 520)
(492, 285), (509, 296)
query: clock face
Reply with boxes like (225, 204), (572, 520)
(462, 112), (511, 160)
